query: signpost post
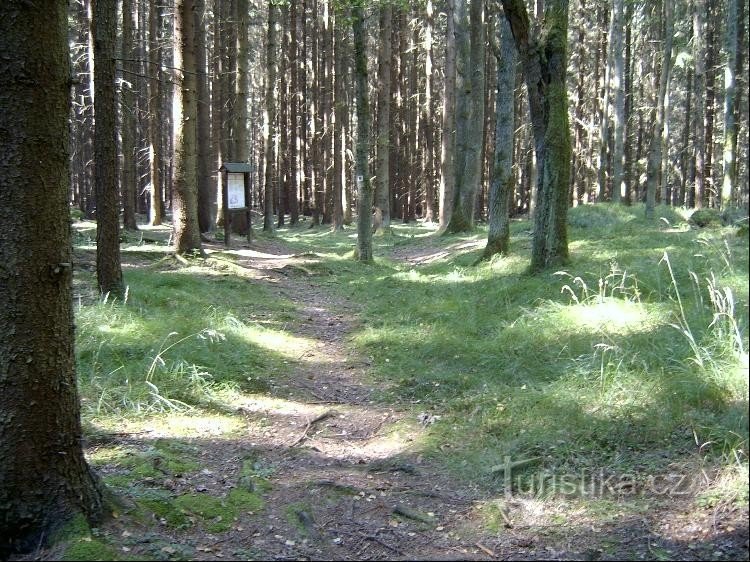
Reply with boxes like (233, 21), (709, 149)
(219, 162), (253, 247)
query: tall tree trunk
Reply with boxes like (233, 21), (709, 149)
(196, 0), (214, 232)
(278, 2), (290, 227)
(323, 1), (335, 224)
(693, 0), (706, 208)
(148, 0), (163, 225)
(481, 9), (517, 260)
(597, 2), (613, 200)
(446, 0), (486, 233)
(571, 0), (588, 206)
(289, 0), (300, 224)
(0, 2), (106, 553)
(172, 0), (203, 253)
(705, 1), (718, 207)
(212, 0), (226, 228)
(502, 0), (571, 271)
(439, 0), (457, 230)
(311, 0), (324, 226)
(332, 7), (346, 231)
(623, 0), (633, 205)
(263, 2), (280, 232)
(121, 0), (139, 230)
(731, 0), (746, 195)
(352, 5), (373, 263)
(375, 5), (392, 234)
(406, 17), (420, 223)
(721, 0), (738, 208)
(94, 0), (124, 296)
(611, 0), (625, 203)
(423, 0), (438, 222)
(645, 0), (674, 219)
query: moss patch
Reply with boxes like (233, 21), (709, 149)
(237, 455), (273, 493)
(61, 537), (120, 561)
(173, 489), (263, 533)
(53, 514), (120, 562)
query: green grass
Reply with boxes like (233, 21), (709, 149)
(274, 204), (749, 494)
(75, 253), (304, 417)
(74, 204), (749, 507)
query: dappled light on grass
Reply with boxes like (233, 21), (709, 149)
(224, 315), (316, 360)
(558, 299), (655, 333)
(89, 411), (245, 439)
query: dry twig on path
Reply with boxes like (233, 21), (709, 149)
(288, 409), (337, 447)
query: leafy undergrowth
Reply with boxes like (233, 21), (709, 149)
(54, 205), (749, 560)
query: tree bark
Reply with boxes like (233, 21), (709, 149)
(196, 0), (214, 233)
(352, 5), (373, 263)
(693, 0), (707, 208)
(263, 2), (280, 232)
(502, 0), (571, 272)
(375, 5), (392, 234)
(439, 0), (457, 230)
(721, 0), (738, 208)
(332, 7), (346, 231)
(481, 9), (517, 260)
(148, 0), (164, 225)
(289, 0), (300, 225)
(121, 0), (139, 231)
(423, 0), (438, 222)
(0, 2), (106, 553)
(94, 0), (124, 296)
(597, 2), (613, 200)
(446, 0), (486, 233)
(645, 0), (674, 219)
(172, 0), (203, 253)
(611, 0), (625, 203)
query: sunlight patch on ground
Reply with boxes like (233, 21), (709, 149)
(562, 299), (651, 333)
(90, 411), (244, 438)
(225, 392), (326, 418)
(211, 248), (294, 261)
(223, 318), (316, 359)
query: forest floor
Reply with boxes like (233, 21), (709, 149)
(23, 210), (750, 561)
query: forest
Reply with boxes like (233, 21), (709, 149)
(0, 0), (748, 560)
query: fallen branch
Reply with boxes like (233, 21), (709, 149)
(289, 410), (337, 447)
(475, 542), (496, 558)
(362, 533), (403, 555)
(392, 504), (433, 524)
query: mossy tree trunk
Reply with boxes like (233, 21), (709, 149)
(353, 4), (374, 263)
(502, 0), (571, 272)
(446, 0), (485, 234)
(481, 9), (517, 261)
(0, 2), (106, 554)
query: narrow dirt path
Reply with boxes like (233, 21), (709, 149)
(196, 239), (490, 560)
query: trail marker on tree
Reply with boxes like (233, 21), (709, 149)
(219, 162), (253, 247)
